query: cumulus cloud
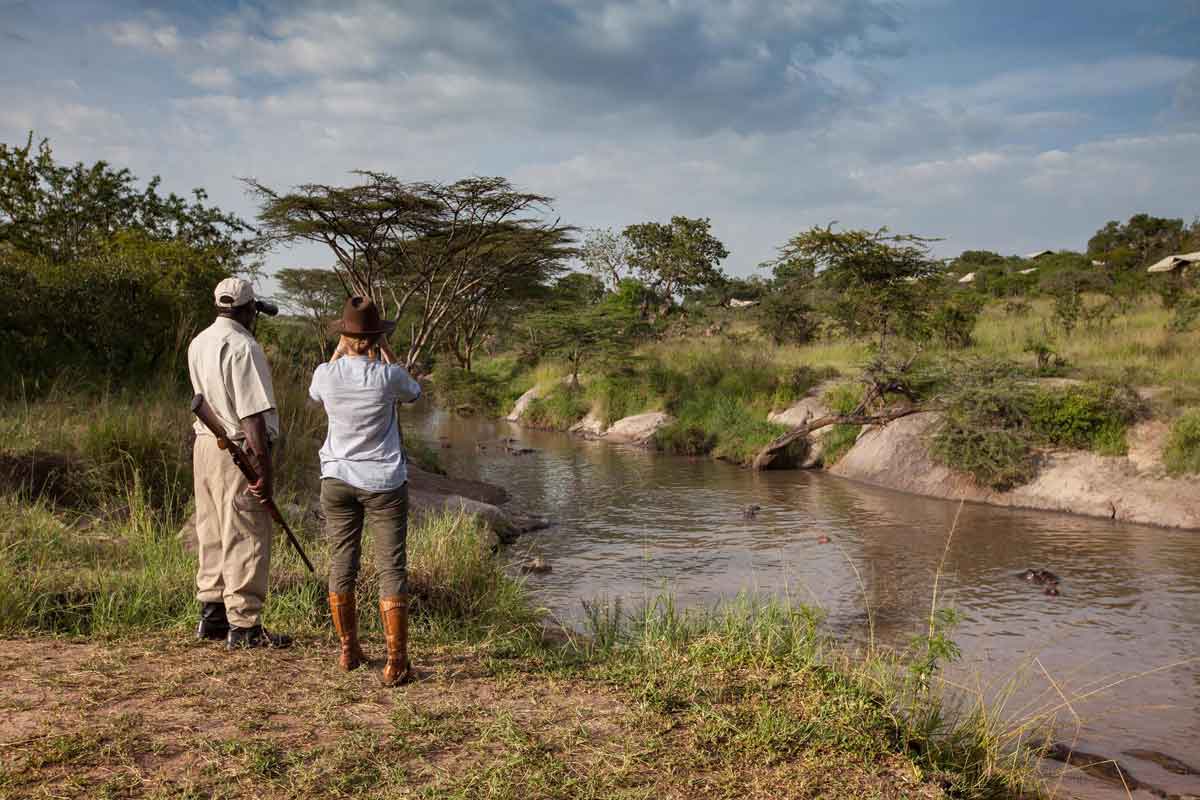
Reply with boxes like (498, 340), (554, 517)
(106, 19), (179, 53)
(188, 66), (236, 92)
(128, 0), (905, 135)
(3, 0), (1200, 280)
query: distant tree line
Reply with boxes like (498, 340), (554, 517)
(3, 131), (1197, 392)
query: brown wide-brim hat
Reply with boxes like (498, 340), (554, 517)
(329, 296), (397, 337)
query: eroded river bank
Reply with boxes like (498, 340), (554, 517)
(406, 401), (1200, 799)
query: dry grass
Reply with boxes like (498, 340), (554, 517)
(0, 635), (956, 800)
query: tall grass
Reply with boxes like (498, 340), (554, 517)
(1164, 409), (1200, 475)
(971, 296), (1200, 389)
(574, 591), (1041, 798)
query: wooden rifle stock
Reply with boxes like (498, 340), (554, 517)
(190, 394), (315, 574)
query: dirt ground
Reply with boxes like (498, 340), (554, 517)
(0, 635), (949, 800)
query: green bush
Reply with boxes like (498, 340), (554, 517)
(931, 364), (1144, 488)
(655, 423), (717, 455)
(930, 366), (1039, 490)
(1164, 410), (1200, 475)
(928, 294), (983, 348)
(430, 363), (508, 416)
(0, 233), (227, 390)
(931, 421), (1038, 490)
(644, 346), (805, 464)
(1029, 383), (1142, 455)
(524, 385), (589, 430)
(587, 372), (659, 426)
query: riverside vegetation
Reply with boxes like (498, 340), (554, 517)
(3, 134), (1198, 796)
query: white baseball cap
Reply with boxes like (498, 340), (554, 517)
(214, 277), (255, 309)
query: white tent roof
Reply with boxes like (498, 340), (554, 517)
(1018, 267), (1038, 275)
(958, 272), (976, 284)
(1147, 251), (1200, 273)
(1024, 249), (1054, 259)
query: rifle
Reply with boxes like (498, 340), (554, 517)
(191, 394), (316, 574)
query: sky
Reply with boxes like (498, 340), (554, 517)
(2, 0), (1199, 287)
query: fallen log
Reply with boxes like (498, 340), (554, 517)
(751, 405), (921, 471)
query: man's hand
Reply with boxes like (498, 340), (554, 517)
(241, 412), (274, 503)
(248, 474), (273, 502)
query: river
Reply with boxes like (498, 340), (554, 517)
(404, 402), (1200, 797)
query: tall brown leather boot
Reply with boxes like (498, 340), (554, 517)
(379, 595), (412, 686)
(329, 592), (367, 671)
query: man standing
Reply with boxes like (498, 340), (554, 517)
(189, 277), (291, 649)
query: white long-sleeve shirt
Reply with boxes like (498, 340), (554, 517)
(307, 356), (422, 492)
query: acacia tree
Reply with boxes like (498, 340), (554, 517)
(757, 253), (819, 345)
(248, 174), (573, 369)
(246, 172), (438, 319)
(524, 284), (647, 387)
(780, 225), (942, 352)
(623, 216), (728, 314)
(276, 267), (346, 358)
(441, 225), (572, 370)
(580, 227), (630, 291)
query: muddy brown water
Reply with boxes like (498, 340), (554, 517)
(406, 403), (1200, 798)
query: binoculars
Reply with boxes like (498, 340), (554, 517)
(254, 300), (279, 316)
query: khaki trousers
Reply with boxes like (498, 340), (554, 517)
(321, 478), (408, 597)
(193, 435), (274, 628)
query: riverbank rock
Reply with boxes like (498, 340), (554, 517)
(768, 390), (834, 469)
(828, 412), (1200, 529)
(603, 411), (673, 447)
(407, 466), (509, 506)
(569, 409), (607, 438)
(505, 386), (542, 422)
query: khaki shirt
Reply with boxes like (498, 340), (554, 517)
(188, 317), (280, 441)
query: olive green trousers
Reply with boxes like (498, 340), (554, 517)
(321, 478), (408, 597)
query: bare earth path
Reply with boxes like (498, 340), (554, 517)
(0, 635), (949, 800)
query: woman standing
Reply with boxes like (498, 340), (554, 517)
(308, 297), (422, 685)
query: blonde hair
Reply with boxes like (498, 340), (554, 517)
(339, 334), (379, 356)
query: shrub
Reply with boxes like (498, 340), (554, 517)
(588, 372), (659, 426)
(928, 294), (983, 349)
(1163, 410), (1200, 475)
(930, 365), (1039, 490)
(931, 421), (1038, 490)
(757, 288), (819, 345)
(1029, 383), (1142, 454)
(930, 366), (1144, 486)
(655, 423), (717, 455)
(524, 386), (589, 430)
(430, 363), (508, 416)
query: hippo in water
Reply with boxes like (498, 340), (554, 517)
(1022, 568), (1058, 583)
(742, 504), (761, 519)
(1020, 569), (1061, 596)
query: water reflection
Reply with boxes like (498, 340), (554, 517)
(403, 402), (1200, 781)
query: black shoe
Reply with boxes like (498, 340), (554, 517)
(226, 625), (292, 650)
(197, 602), (230, 641)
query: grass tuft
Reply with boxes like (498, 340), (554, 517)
(1164, 408), (1200, 475)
